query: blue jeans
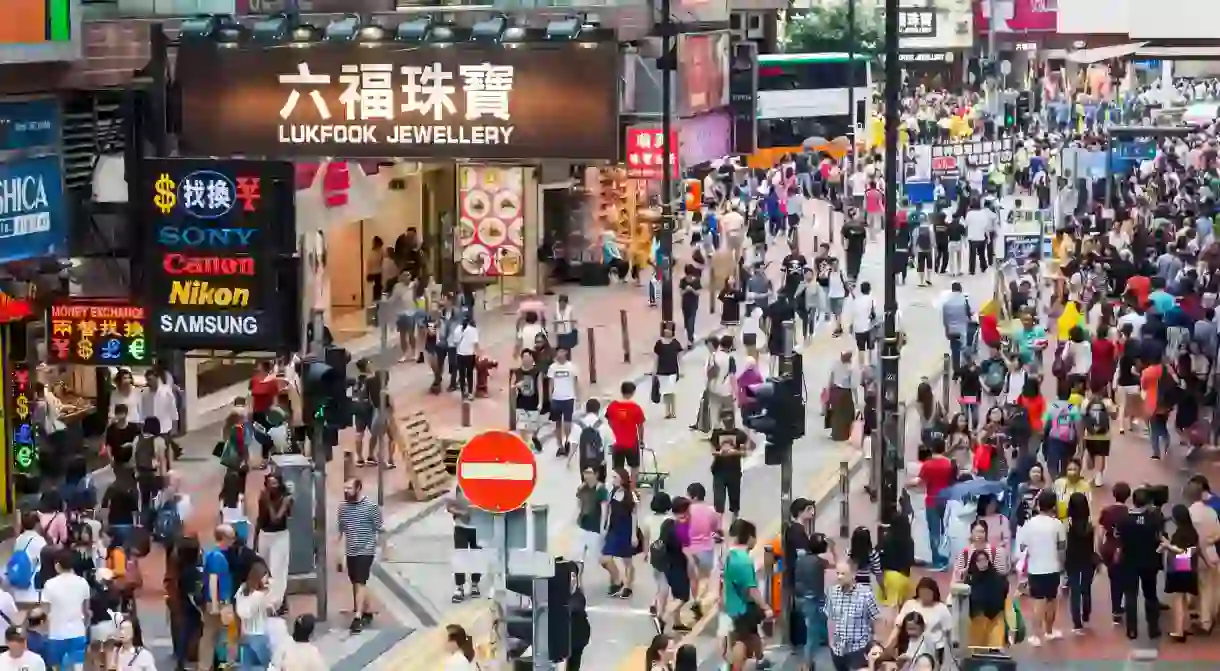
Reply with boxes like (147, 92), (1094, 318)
(1043, 438), (1072, 479)
(241, 633), (273, 671)
(1150, 415), (1171, 458)
(109, 523), (134, 549)
(1067, 567), (1094, 629)
(948, 333), (964, 374)
(926, 505), (946, 569)
(800, 595), (827, 662)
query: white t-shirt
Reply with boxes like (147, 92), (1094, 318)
(895, 600), (953, 650)
(547, 361), (579, 401)
(849, 171), (868, 197)
(6, 531), (46, 604)
(1015, 514), (1066, 576)
(520, 323), (543, 349)
(851, 295), (877, 335)
(443, 651), (479, 671)
(42, 572), (91, 640)
(456, 325), (479, 357)
(554, 306), (575, 335)
(0, 590), (18, 629)
(1003, 368), (1027, 405)
(235, 588), (271, 636)
(1118, 312), (1146, 339)
(1069, 340), (1092, 376)
(0, 650), (46, 671)
(114, 647), (155, 671)
(964, 209), (995, 242)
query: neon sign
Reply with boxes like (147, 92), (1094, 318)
(47, 299), (149, 367)
(9, 364), (36, 474)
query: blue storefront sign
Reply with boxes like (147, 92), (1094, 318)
(0, 99), (60, 153)
(0, 156), (66, 264)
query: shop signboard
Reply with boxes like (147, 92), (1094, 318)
(625, 126), (678, 181)
(678, 112), (732, 169)
(46, 299), (150, 367)
(457, 166), (525, 278)
(728, 40), (758, 156)
(930, 140), (1012, 178)
(897, 8), (938, 37)
(0, 99), (60, 152)
(142, 158), (294, 351)
(677, 32), (730, 118)
(0, 0), (80, 64)
(7, 362), (35, 476)
(174, 41), (620, 161)
(0, 155), (67, 265)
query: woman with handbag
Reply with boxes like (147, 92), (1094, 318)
(653, 323), (684, 419)
(1162, 504), (1201, 642)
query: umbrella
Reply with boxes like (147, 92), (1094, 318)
(936, 478), (1006, 505)
(802, 136), (830, 151)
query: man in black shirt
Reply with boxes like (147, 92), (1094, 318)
(933, 212), (951, 274)
(1116, 487), (1165, 640)
(104, 404), (140, 472)
(840, 213), (868, 282)
(709, 410), (751, 523)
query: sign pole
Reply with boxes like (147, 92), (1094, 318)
(659, 0), (675, 325)
(376, 297), (389, 507)
(310, 307), (328, 621)
(492, 512), (509, 671)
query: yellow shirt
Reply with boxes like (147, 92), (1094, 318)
(1053, 477), (1093, 519)
(1057, 302), (1083, 341)
(1068, 392), (1085, 409)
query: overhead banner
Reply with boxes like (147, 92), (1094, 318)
(929, 140), (1013, 178)
(0, 155), (67, 265)
(142, 158), (295, 351)
(677, 32), (730, 118)
(175, 42), (620, 161)
(47, 299), (150, 367)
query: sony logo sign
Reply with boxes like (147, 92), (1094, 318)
(158, 227), (258, 247)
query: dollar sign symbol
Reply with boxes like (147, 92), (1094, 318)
(154, 173), (177, 214)
(77, 339), (94, 361)
(14, 395), (27, 419)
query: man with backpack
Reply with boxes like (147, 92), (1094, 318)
(914, 217), (936, 287)
(150, 472), (190, 556)
(571, 399), (610, 483)
(1042, 392), (1081, 480)
(6, 513), (47, 607)
(351, 359), (384, 468)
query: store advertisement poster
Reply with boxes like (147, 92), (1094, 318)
(142, 158), (295, 351)
(0, 98), (60, 152)
(458, 167), (525, 278)
(0, 328), (9, 514)
(175, 42), (621, 161)
(677, 32), (730, 118)
(625, 126), (679, 181)
(678, 112), (731, 168)
(0, 155), (67, 265)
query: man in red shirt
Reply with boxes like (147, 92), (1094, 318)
(909, 440), (955, 571)
(1125, 274), (1151, 310)
(605, 381), (646, 486)
(249, 360), (284, 466)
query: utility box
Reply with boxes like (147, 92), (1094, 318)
(271, 453), (318, 593)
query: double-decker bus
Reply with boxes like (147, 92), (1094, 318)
(749, 52), (873, 168)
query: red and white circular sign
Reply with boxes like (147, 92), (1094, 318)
(456, 430), (538, 513)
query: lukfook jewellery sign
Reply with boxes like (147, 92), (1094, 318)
(175, 42), (622, 160)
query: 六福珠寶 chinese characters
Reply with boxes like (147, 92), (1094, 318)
(276, 61), (519, 145)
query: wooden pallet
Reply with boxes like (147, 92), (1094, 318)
(388, 410), (452, 501)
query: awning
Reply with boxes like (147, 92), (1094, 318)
(1066, 42), (1149, 64)
(1132, 45), (1220, 59)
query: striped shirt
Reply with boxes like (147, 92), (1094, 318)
(338, 496), (383, 557)
(953, 543), (1007, 577)
(852, 549), (882, 584)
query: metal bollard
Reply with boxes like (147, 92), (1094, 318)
(838, 460), (850, 538)
(461, 398), (472, 428)
(941, 353), (952, 408)
(950, 582), (972, 657)
(761, 546), (776, 638)
(587, 326), (598, 385)
(508, 384), (518, 431)
(620, 309), (631, 363)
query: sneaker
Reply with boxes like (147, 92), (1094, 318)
(1028, 635), (1042, 647)
(1047, 630), (1064, 641)
(691, 602), (703, 620)
(671, 622), (692, 633)
(1072, 628), (1086, 636)
(349, 617), (365, 634)
(470, 584), (481, 598)
(451, 587), (465, 603)
(607, 583), (622, 597)
(361, 612), (374, 626)
(618, 587), (633, 599)
(1093, 472), (1104, 487)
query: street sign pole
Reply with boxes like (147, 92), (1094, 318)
(309, 307), (328, 621)
(492, 512), (509, 671)
(376, 297), (389, 508)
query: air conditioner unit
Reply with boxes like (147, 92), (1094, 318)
(746, 13), (765, 40)
(730, 12), (746, 40)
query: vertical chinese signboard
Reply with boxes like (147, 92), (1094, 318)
(141, 159), (295, 351)
(47, 299), (150, 367)
(458, 167), (524, 278)
(624, 127), (678, 181)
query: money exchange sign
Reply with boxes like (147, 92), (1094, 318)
(174, 42), (620, 160)
(8, 364), (35, 475)
(143, 159), (293, 351)
(47, 299), (149, 367)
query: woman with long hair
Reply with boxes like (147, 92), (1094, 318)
(966, 548), (1009, 648)
(219, 409), (251, 494)
(1115, 323), (1144, 433)
(443, 624), (479, 670)
(1064, 492), (1097, 634)
(953, 519), (1006, 581)
(600, 468), (640, 599)
(272, 614), (327, 671)
(653, 322), (684, 419)
(849, 526), (883, 591)
(172, 536), (204, 671)
(975, 494), (1011, 573)
(878, 509), (916, 610)
(946, 413), (972, 467)
(889, 577), (951, 666)
(892, 612), (934, 666)
(255, 472), (293, 614)
(218, 469), (249, 545)
(235, 561), (274, 670)
(645, 633), (674, 671)
(1162, 504), (1200, 642)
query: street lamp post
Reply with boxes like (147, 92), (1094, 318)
(880, 0), (902, 523)
(659, 0), (676, 326)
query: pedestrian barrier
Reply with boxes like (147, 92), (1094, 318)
(386, 409), (452, 500)
(838, 460), (850, 538)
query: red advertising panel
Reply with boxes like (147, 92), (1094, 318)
(625, 127), (678, 181)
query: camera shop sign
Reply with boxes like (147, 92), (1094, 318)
(929, 140), (1013, 177)
(143, 159), (292, 351)
(175, 42), (620, 160)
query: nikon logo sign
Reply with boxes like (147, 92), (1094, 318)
(169, 280), (251, 307)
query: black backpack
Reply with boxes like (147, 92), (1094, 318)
(649, 519), (672, 572)
(916, 226), (933, 251)
(134, 435), (157, 472)
(578, 419), (605, 466)
(1082, 401), (1111, 436)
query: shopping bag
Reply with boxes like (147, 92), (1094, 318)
(650, 375), (662, 404)
(1005, 598), (1027, 645)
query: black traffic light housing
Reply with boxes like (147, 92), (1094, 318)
(505, 559), (578, 665)
(299, 356), (339, 424)
(742, 353), (805, 466)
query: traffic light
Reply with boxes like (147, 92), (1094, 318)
(505, 559), (577, 668)
(323, 345), (353, 430)
(1016, 91), (1032, 132)
(1003, 102), (1016, 128)
(742, 353), (805, 466)
(300, 356), (339, 424)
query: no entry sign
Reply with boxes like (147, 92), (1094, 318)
(456, 430), (538, 513)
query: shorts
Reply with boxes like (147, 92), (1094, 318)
(917, 251), (933, 272)
(353, 406), (375, 433)
(612, 447), (641, 470)
(576, 528), (602, 562)
(657, 374), (678, 396)
(396, 311), (421, 332)
(854, 331), (873, 352)
(1028, 572), (1061, 600)
(690, 549), (716, 573)
(47, 637), (87, 668)
(346, 554), (375, 585)
(515, 409), (542, 433)
(1085, 438), (1111, 457)
(550, 399), (576, 423)
(828, 298), (845, 316)
(656, 566), (692, 602)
